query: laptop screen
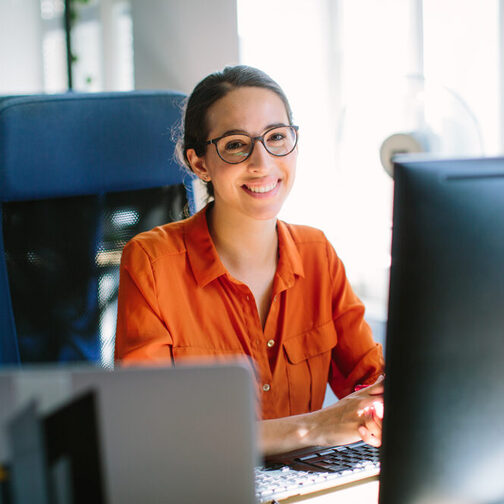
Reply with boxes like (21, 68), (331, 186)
(1, 363), (257, 504)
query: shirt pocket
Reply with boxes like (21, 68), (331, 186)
(282, 321), (337, 415)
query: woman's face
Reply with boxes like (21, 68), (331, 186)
(188, 86), (297, 222)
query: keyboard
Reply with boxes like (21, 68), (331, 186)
(255, 442), (380, 503)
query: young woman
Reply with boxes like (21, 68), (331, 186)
(115, 65), (384, 456)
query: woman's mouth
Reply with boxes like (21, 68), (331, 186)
(243, 181), (278, 193)
(242, 180), (281, 198)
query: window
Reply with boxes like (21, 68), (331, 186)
(40, 0), (134, 93)
(238, 0), (502, 322)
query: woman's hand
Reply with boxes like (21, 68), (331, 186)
(260, 375), (384, 455)
(309, 375), (384, 448)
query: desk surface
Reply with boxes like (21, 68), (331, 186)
(280, 476), (379, 504)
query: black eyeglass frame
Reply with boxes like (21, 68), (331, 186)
(205, 125), (299, 164)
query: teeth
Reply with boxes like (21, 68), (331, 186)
(246, 181), (278, 193)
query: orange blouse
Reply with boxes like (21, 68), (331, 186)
(115, 206), (384, 419)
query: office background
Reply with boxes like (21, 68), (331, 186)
(1, 0), (503, 336)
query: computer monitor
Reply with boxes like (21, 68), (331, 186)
(380, 156), (504, 503)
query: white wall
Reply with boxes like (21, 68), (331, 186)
(0, 0), (44, 94)
(130, 0), (239, 94)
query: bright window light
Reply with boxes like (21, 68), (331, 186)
(238, 0), (501, 321)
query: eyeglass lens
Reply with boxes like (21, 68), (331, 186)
(216, 126), (297, 164)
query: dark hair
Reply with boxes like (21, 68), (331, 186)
(176, 65), (294, 199)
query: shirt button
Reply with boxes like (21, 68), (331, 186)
(246, 295), (250, 301)
(273, 295), (277, 302)
(262, 384), (271, 392)
(267, 339), (275, 348)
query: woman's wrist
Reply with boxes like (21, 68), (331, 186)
(259, 411), (316, 456)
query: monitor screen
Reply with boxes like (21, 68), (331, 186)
(380, 156), (504, 504)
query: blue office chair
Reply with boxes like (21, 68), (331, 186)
(0, 91), (195, 367)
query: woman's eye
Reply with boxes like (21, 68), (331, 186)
(225, 140), (246, 151)
(268, 133), (286, 143)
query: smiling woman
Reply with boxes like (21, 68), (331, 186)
(187, 86), (297, 223)
(114, 65), (384, 456)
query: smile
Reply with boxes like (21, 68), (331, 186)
(243, 181), (278, 193)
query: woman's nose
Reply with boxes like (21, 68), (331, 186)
(247, 140), (273, 171)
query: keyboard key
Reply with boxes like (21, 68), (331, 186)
(297, 453), (319, 461)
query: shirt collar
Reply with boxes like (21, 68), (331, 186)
(184, 205), (305, 289)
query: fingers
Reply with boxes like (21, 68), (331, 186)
(357, 399), (383, 447)
(357, 396), (384, 417)
(318, 378), (385, 447)
(365, 413), (382, 438)
(358, 425), (381, 447)
(358, 410), (382, 447)
(372, 400), (384, 420)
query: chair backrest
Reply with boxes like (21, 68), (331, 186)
(0, 91), (195, 367)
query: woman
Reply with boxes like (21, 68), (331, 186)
(115, 65), (384, 455)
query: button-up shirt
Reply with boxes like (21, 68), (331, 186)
(115, 206), (384, 419)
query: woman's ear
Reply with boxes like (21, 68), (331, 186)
(186, 149), (211, 182)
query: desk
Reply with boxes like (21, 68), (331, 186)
(280, 476), (379, 504)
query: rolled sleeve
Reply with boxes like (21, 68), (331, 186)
(326, 241), (384, 398)
(115, 239), (173, 365)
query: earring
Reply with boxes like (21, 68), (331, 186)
(201, 175), (210, 182)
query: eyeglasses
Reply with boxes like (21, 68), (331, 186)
(205, 125), (299, 164)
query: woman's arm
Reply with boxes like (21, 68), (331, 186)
(260, 376), (384, 456)
(115, 239), (173, 364)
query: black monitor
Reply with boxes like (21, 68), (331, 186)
(379, 156), (504, 503)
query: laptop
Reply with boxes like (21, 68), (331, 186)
(0, 363), (258, 504)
